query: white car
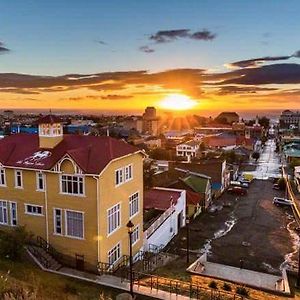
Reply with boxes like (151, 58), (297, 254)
(273, 197), (293, 207)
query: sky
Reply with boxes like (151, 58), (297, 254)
(0, 0), (300, 117)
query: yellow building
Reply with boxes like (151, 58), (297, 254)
(0, 115), (145, 272)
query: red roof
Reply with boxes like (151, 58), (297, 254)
(144, 188), (181, 211)
(204, 136), (236, 147)
(186, 190), (202, 205)
(37, 114), (62, 124)
(0, 134), (140, 174)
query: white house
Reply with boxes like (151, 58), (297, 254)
(143, 187), (186, 251)
(176, 140), (200, 159)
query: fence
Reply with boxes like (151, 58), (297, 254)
(123, 270), (244, 300)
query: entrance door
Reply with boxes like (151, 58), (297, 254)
(75, 254), (84, 271)
(177, 212), (182, 231)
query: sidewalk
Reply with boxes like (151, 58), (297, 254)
(27, 250), (192, 300)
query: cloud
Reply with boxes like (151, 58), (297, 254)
(293, 50), (300, 58)
(190, 30), (216, 41)
(95, 40), (107, 45)
(149, 29), (216, 44)
(0, 41), (10, 53)
(150, 29), (190, 43)
(216, 85), (277, 95)
(139, 46), (155, 53)
(227, 55), (291, 68)
(101, 94), (133, 100)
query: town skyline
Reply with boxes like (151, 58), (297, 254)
(0, 0), (300, 114)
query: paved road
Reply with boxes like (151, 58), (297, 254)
(244, 139), (281, 180)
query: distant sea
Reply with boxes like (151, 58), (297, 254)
(0, 108), (288, 121)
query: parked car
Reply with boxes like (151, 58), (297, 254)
(272, 197), (293, 207)
(240, 182), (249, 188)
(227, 187), (247, 196)
(273, 183), (280, 190)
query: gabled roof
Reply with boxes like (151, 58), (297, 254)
(37, 114), (62, 124)
(144, 188), (181, 211)
(186, 190), (201, 205)
(0, 134), (140, 174)
(180, 175), (209, 194)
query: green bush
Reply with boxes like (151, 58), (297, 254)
(0, 226), (32, 260)
(208, 280), (218, 289)
(236, 286), (249, 296)
(222, 282), (232, 291)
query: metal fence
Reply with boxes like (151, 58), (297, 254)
(123, 270), (244, 300)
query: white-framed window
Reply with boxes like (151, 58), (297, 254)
(9, 202), (17, 226)
(108, 242), (121, 265)
(25, 204), (43, 216)
(0, 201), (8, 225)
(132, 225), (139, 245)
(115, 168), (124, 186)
(36, 172), (45, 191)
(115, 164), (133, 186)
(54, 208), (63, 235)
(14, 170), (23, 188)
(61, 175), (84, 196)
(65, 210), (84, 239)
(0, 168), (6, 186)
(107, 203), (120, 235)
(129, 192), (139, 218)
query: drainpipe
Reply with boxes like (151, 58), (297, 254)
(93, 175), (100, 262)
(44, 172), (49, 244)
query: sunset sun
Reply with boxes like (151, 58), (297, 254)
(158, 94), (198, 111)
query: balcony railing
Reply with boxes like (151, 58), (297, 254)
(145, 206), (175, 239)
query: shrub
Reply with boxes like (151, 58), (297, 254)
(222, 282), (232, 291)
(0, 226), (32, 260)
(236, 286), (249, 296)
(63, 282), (79, 295)
(208, 280), (218, 289)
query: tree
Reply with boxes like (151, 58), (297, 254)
(143, 160), (155, 189)
(149, 148), (170, 160)
(252, 152), (260, 161)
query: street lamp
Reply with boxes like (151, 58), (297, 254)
(126, 220), (134, 298)
(186, 216), (190, 264)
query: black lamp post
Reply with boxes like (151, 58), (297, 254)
(126, 220), (134, 298)
(186, 216), (190, 264)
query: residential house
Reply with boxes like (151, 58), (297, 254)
(0, 115), (145, 272)
(176, 140), (200, 159)
(143, 187), (186, 250)
(215, 112), (239, 124)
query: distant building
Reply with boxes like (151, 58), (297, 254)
(3, 110), (14, 120)
(142, 107), (159, 135)
(215, 112), (239, 124)
(280, 110), (300, 129)
(176, 140), (200, 159)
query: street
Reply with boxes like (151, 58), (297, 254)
(169, 139), (296, 274)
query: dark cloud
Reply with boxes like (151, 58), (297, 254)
(293, 50), (300, 58)
(227, 56), (291, 68)
(139, 46), (155, 53)
(190, 30), (216, 41)
(150, 29), (190, 43)
(0, 41), (10, 53)
(217, 64), (300, 85)
(149, 29), (216, 44)
(95, 40), (107, 45)
(216, 85), (277, 96)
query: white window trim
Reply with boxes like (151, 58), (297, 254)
(64, 209), (85, 240)
(9, 201), (17, 226)
(0, 200), (8, 225)
(0, 168), (6, 187)
(107, 202), (121, 237)
(115, 164), (133, 187)
(24, 203), (43, 216)
(36, 172), (45, 192)
(53, 208), (63, 236)
(129, 191), (139, 219)
(14, 170), (23, 189)
(132, 225), (140, 246)
(59, 174), (86, 197)
(108, 241), (122, 266)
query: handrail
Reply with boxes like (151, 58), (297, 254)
(36, 236), (61, 262)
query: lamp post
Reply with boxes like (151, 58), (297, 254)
(126, 220), (134, 298)
(186, 216), (190, 264)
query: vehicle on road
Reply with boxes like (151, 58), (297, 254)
(230, 181), (249, 188)
(272, 197), (293, 207)
(273, 183), (280, 190)
(227, 187), (247, 196)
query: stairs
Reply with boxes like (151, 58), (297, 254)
(27, 240), (62, 271)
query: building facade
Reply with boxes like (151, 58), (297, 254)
(0, 115), (144, 271)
